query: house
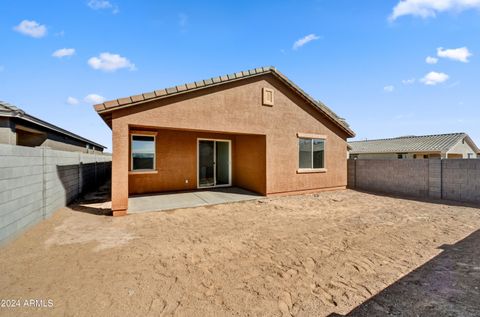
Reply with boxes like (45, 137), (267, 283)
(94, 66), (355, 216)
(0, 101), (105, 153)
(349, 133), (479, 159)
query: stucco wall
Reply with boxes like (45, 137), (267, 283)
(447, 139), (478, 158)
(128, 130), (267, 195)
(0, 118), (14, 144)
(110, 74), (350, 212)
(233, 134), (266, 195)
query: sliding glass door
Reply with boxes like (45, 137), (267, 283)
(198, 139), (231, 188)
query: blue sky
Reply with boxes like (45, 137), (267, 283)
(1, 0), (479, 150)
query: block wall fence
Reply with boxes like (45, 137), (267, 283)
(348, 159), (480, 205)
(0, 144), (111, 244)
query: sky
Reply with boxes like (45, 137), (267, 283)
(1, 0), (479, 151)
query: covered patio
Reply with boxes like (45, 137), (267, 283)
(108, 126), (267, 215)
(128, 187), (262, 213)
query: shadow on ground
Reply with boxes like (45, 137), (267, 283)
(68, 181), (112, 216)
(329, 229), (480, 317)
(350, 188), (480, 210)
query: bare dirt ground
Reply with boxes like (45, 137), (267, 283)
(1, 189), (480, 317)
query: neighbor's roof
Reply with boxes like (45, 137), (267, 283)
(94, 66), (355, 137)
(0, 101), (106, 149)
(349, 132), (479, 154)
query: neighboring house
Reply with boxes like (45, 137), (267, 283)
(349, 133), (479, 159)
(94, 66), (355, 216)
(0, 101), (105, 153)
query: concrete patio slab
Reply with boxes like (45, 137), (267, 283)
(128, 187), (262, 213)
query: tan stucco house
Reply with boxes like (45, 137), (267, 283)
(94, 66), (355, 216)
(349, 133), (479, 159)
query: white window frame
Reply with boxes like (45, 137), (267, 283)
(130, 134), (156, 172)
(297, 134), (327, 173)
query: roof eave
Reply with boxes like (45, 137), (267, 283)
(1, 111), (106, 149)
(95, 67), (355, 138)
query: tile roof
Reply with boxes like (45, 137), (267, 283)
(94, 66), (355, 137)
(0, 101), (22, 113)
(349, 133), (479, 154)
(0, 100), (106, 149)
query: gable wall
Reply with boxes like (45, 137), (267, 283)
(112, 74), (350, 195)
(447, 138), (478, 158)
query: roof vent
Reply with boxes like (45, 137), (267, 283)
(262, 87), (274, 106)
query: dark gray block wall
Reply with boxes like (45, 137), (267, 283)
(0, 144), (111, 244)
(348, 159), (480, 205)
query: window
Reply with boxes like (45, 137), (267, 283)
(468, 153), (473, 159)
(397, 153), (407, 159)
(299, 138), (325, 169)
(131, 135), (155, 171)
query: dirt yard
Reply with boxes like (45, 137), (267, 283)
(1, 189), (480, 317)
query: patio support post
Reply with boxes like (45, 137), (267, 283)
(111, 120), (129, 216)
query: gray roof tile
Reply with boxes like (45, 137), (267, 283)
(349, 133), (471, 154)
(176, 84), (187, 92)
(154, 89), (167, 97)
(195, 80), (205, 88)
(143, 92), (156, 99)
(166, 87), (177, 94)
(186, 82), (196, 90)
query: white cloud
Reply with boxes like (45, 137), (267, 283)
(52, 48), (76, 58)
(13, 20), (47, 38)
(402, 78), (416, 85)
(84, 94), (106, 104)
(87, 52), (136, 72)
(389, 0), (480, 21)
(293, 34), (320, 50)
(437, 47), (472, 62)
(425, 56), (438, 64)
(421, 71), (449, 85)
(384, 85), (395, 92)
(87, 0), (119, 13)
(66, 97), (79, 105)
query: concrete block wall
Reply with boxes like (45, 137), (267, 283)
(350, 159), (430, 198)
(0, 144), (111, 244)
(442, 159), (480, 204)
(348, 158), (480, 205)
(428, 159), (442, 199)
